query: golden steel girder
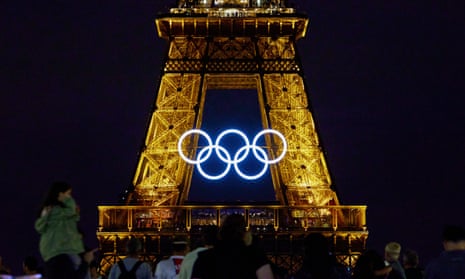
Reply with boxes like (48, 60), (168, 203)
(131, 16), (338, 207)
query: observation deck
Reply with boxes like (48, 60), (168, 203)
(156, 6), (308, 39)
(97, 204), (367, 273)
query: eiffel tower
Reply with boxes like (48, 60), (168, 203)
(97, 0), (368, 275)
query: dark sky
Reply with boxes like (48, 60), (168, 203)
(2, 0), (464, 275)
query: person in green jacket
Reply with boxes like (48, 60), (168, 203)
(35, 181), (94, 279)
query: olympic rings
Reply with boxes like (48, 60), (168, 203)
(177, 128), (287, 180)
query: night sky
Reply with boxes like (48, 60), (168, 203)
(2, 0), (464, 275)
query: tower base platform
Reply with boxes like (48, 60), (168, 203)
(96, 204), (367, 275)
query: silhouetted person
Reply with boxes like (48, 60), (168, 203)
(191, 214), (274, 279)
(179, 226), (218, 279)
(385, 242), (407, 279)
(108, 237), (152, 279)
(402, 249), (423, 279)
(353, 249), (382, 279)
(353, 249), (403, 279)
(425, 225), (465, 279)
(293, 233), (349, 279)
(154, 237), (188, 279)
(14, 255), (43, 279)
(22, 256), (40, 275)
(35, 181), (95, 279)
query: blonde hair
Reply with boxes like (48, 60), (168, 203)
(385, 242), (401, 260)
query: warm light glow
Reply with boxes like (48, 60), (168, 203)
(178, 128), (287, 180)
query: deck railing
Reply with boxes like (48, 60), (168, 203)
(97, 204), (367, 233)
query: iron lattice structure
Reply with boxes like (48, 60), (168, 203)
(97, 0), (368, 275)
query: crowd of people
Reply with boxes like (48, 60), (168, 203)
(1, 182), (464, 278)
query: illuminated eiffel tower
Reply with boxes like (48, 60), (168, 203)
(97, 0), (368, 275)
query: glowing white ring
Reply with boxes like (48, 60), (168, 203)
(233, 145), (269, 180)
(215, 129), (250, 163)
(177, 129), (212, 164)
(196, 145), (231, 180)
(177, 128), (287, 180)
(252, 129), (288, 164)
